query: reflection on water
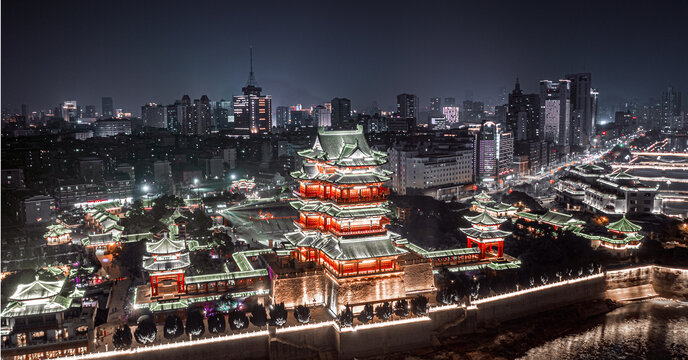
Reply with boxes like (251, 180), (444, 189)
(520, 300), (688, 359)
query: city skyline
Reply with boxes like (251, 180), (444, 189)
(3, 0), (687, 114)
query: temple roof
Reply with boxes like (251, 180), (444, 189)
(464, 212), (505, 225)
(284, 230), (407, 261)
(460, 227), (512, 241)
(606, 215), (642, 233)
(290, 169), (391, 184)
(142, 252), (191, 271)
(44, 224), (71, 238)
(474, 191), (493, 202)
(538, 210), (585, 227)
(9, 277), (65, 301)
(290, 200), (391, 218)
(298, 125), (387, 166)
(146, 233), (186, 254)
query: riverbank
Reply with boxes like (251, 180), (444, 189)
(363, 299), (619, 360)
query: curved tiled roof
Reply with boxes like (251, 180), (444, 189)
(146, 233), (186, 254)
(464, 212), (505, 225)
(606, 215), (642, 233)
(9, 278), (65, 301)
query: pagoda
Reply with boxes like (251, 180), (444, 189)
(471, 191), (517, 218)
(602, 215), (643, 250)
(460, 212), (512, 259)
(142, 233), (191, 296)
(278, 126), (429, 311)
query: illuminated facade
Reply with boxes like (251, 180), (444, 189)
(460, 212), (511, 259)
(470, 191), (518, 217)
(233, 49), (272, 134)
(275, 126), (434, 311)
(143, 233), (191, 297)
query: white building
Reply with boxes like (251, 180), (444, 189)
(21, 195), (56, 225)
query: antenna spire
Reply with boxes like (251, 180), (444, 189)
(246, 46), (259, 88)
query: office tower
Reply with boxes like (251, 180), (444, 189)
(474, 121), (513, 183)
(101, 97), (114, 118)
(442, 105), (460, 123)
(166, 102), (181, 134)
(83, 105), (96, 118)
(276, 106), (290, 128)
(661, 87), (682, 130)
(494, 105), (508, 128)
(462, 100), (484, 123)
(290, 109), (311, 127)
(233, 48), (272, 134)
(141, 103), (167, 128)
(566, 73), (597, 147)
(430, 97), (442, 115)
(313, 105), (331, 127)
(647, 97), (663, 130)
(62, 101), (78, 123)
(196, 95), (211, 134)
(506, 77), (540, 141)
(20, 104), (28, 128)
(180, 95), (196, 135)
(331, 97), (352, 129)
(396, 93), (418, 129)
(615, 111), (635, 136)
(444, 97), (456, 107)
(212, 99), (233, 130)
(539, 80), (571, 151)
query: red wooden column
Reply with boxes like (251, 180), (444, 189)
(151, 275), (158, 296)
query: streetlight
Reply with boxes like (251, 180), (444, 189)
(231, 174), (236, 180)
(142, 184), (150, 193)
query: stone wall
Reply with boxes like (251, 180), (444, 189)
(272, 272), (331, 308)
(402, 261), (435, 293)
(335, 272), (406, 309)
(652, 266), (688, 300)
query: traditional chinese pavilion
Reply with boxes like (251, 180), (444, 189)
(598, 215), (643, 250)
(142, 233), (191, 297)
(460, 212), (511, 259)
(275, 126), (433, 312)
(471, 191), (518, 217)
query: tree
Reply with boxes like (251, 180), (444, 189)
(269, 302), (288, 327)
(214, 294), (238, 313)
(134, 316), (157, 345)
(113, 325), (132, 350)
(111, 240), (146, 279)
(294, 305), (311, 324)
(185, 310), (205, 337)
(249, 304), (268, 327)
(228, 309), (249, 330)
(375, 302), (393, 321)
(151, 195), (184, 221)
(163, 314), (184, 339)
(394, 299), (409, 317)
(411, 295), (429, 316)
(357, 304), (374, 324)
(338, 305), (353, 327)
(436, 287), (454, 305)
(208, 313), (226, 334)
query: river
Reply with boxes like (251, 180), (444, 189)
(520, 299), (688, 359)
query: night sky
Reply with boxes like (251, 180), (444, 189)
(2, 0), (687, 114)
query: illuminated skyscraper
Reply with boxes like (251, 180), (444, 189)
(539, 80), (571, 152)
(233, 48), (272, 134)
(331, 97), (352, 129)
(566, 73), (597, 147)
(506, 77), (540, 141)
(101, 97), (114, 118)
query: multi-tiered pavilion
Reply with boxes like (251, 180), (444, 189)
(274, 126), (434, 312)
(460, 212), (512, 259)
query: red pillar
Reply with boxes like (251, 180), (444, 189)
(151, 275), (158, 296)
(498, 241), (503, 257)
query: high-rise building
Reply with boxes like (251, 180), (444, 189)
(180, 95), (196, 135)
(539, 80), (571, 151)
(212, 99), (233, 130)
(62, 101), (78, 123)
(396, 93), (418, 128)
(101, 97), (114, 118)
(331, 97), (352, 129)
(444, 97), (456, 107)
(442, 106), (460, 124)
(474, 122), (513, 183)
(141, 103), (167, 128)
(166, 102), (181, 134)
(429, 97), (442, 115)
(661, 87), (682, 130)
(313, 105), (331, 128)
(566, 73), (597, 148)
(506, 78), (540, 141)
(233, 49), (272, 134)
(461, 100), (484, 123)
(196, 95), (211, 134)
(83, 105), (97, 118)
(276, 106), (290, 128)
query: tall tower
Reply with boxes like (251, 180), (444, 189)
(283, 125), (409, 310)
(234, 48), (272, 134)
(539, 80), (571, 153)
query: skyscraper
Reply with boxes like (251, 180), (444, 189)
(101, 97), (114, 119)
(444, 97), (456, 107)
(141, 103), (167, 128)
(331, 97), (352, 129)
(462, 100), (484, 123)
(180, 95), (196, 135)
(313, 105), (331, 127)
(233, 48), (272, 134)
(396, 93), (418, 127)
(474, 121), (513, 183)
(166, 101), (181, 134)
(661, 87), (682, 130)
(62, 101), (77, 123)
(539, 80), (571, 152)
(429, 97), (442, 114)
(506, 77), (540, 141)
(276, 106), (290, 128)
(566, 73), (597, 148)
(196, 95), (211, 134)
(213, 99), (233, 130)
